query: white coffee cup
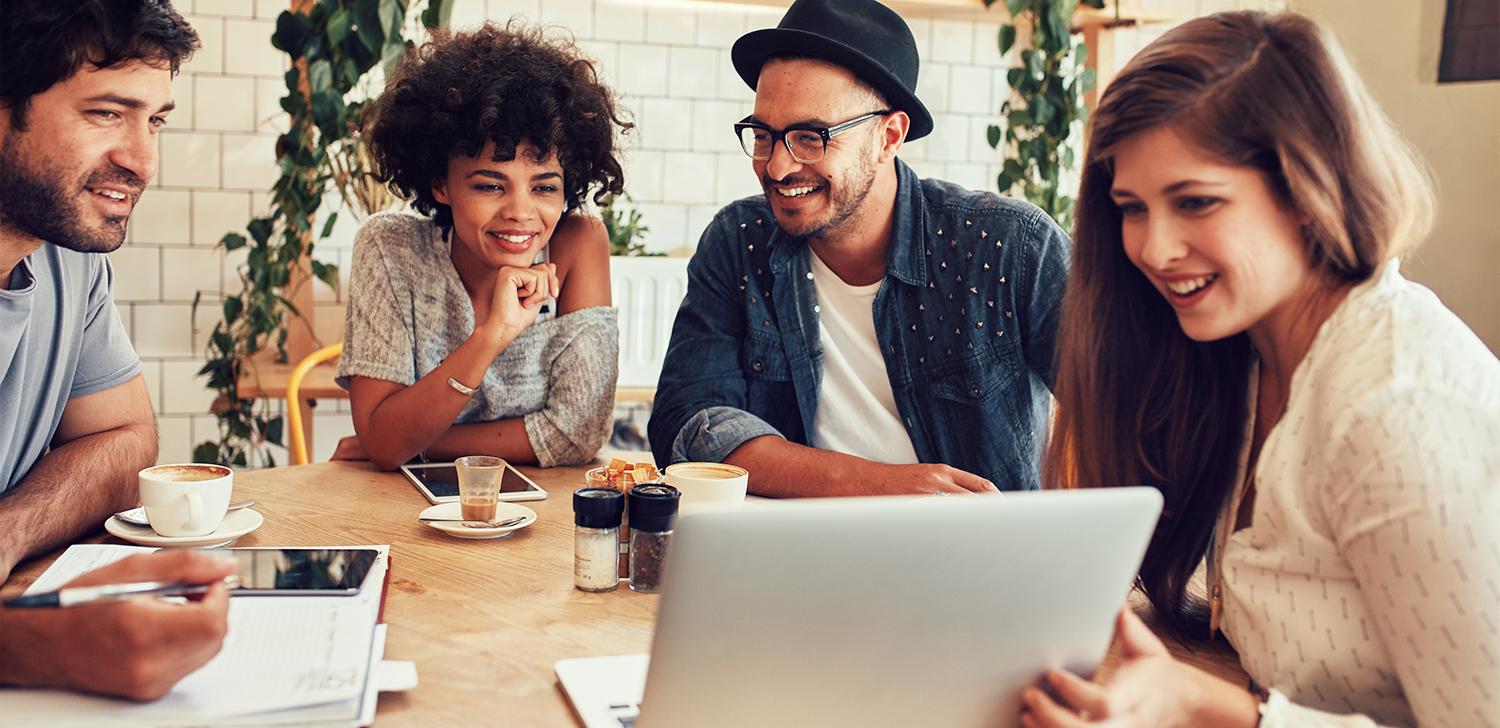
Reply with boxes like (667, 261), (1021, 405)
(664, 462), (749, 511)
(138, 464), (234, 537)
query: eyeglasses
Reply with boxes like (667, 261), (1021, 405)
(733, 110), (894, 164)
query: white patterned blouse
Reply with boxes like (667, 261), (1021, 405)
(1207, 261), (1500, 727)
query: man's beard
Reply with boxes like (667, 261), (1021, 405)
(763, 145), (878, 240)
(0, 134), (139, 253)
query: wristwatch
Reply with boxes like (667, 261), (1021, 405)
(446, 376), (477, 397)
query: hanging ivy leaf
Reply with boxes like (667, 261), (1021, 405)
(420, 0), (451, 28)
(204, 0), (447, 468)
(988, 0), (1088, 231)
(999, 25), (1018, 56)
(271, 11), (313, 57)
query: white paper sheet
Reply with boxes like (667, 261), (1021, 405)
(0, 544), (391, 727)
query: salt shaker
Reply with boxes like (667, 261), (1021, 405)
(574, 487), (625, 592)
(627, 484), (679, 594)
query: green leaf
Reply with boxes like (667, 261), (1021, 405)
(1007, 68), (1025, 89)
(309, 89), (342, 133)
(1080, 67), (1097, 93)
(223, 297), (244, 324)
(986, 124), (1002, 149)
(997, 172), (1014, 192)
(379, 0), (402, 38)
(221, 232), (247, 251)
(326, 8), (350, 48)
(271, 11), (313, 57)
(320, 211), (339, 239)
(999, 25), (1018, 57)
(1075, 41), (1090, 67)
(381, 38), (406, 77)
(247, 217), (274, 245)
(265, 415), (285, 445)
(1025, 50), (1044, 79)
(421, 0), (453, 28)
(310, 259), (340, 291)
(352, 0), (384, 55)
(1032, 96), (1053, 126)
(1005, 0), (1029, 16)
(308, 59), (333, 93)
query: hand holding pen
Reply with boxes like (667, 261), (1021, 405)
(0, 550), (235, 702)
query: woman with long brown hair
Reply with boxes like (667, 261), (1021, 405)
(1022, 11), (1499, 727)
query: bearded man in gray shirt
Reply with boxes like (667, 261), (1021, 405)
(0, 4), (187, 584)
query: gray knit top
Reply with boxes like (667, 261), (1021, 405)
(336, 212), (619, 467)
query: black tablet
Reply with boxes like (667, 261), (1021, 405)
(218, 547), (380, 596)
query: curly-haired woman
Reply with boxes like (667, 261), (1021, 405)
(1021, 11), (1499, 728)
(332, 22), (629, 469)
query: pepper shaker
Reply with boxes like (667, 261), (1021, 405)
(627, 484), (679, 594)
(574, 487), (625, 592)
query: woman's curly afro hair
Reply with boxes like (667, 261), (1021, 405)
(366, 22), (630, 229)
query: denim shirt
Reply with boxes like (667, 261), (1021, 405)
(648, 159), (1070, 490)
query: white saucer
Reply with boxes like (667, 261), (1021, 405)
(419, 502), (536, 540)
(104, 508), (264, 548)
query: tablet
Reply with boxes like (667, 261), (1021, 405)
(217, 547), (380, 596)
(400, 461), (548, 504)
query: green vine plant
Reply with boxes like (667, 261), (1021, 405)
(192, 0), (450, 467)
(983, 0), (1104, 232)
(599, 193), (661, 257)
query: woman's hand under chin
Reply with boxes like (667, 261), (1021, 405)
(1018, 608), (1259, 728)
(479, 262), (559, 343)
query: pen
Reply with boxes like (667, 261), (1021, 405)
(2, 575), (240, 609)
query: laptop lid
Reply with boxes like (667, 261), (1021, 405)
(637, 487), (1163, 728)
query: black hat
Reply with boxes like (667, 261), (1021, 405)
(731, 0), (933, 141)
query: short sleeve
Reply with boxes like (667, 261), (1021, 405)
(523, 307), (619, 467)
(69, 257), (141, 398)
(337, 221), (417, 388)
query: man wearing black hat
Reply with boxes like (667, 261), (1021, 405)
(649, 0), (1070, 496)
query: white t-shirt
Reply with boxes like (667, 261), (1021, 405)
(1210, 261), (1500, 727)
(807, 249), (918, 464)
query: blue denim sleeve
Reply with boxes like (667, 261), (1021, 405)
(1017, 207), (1071, 391)
(648, 208), (786, 466)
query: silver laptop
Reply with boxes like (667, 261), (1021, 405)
(556, 487), (1162, 728)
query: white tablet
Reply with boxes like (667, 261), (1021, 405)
(399, 461), (548, 504)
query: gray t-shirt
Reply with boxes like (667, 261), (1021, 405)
(0, 245), (141, 492)
(336, 212), (619, 467)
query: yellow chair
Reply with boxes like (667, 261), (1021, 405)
(286, 342), (344, 465)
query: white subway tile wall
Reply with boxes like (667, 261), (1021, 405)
(129, 0), (1269, 465)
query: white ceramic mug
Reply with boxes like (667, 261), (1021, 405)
(138, 464), (234, 537)
(664, 462), (749, 511)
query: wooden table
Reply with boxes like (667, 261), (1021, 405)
(4, 462), (1246, 725)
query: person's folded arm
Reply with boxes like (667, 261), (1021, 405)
(647, 211), (781, 469)
(0, 375), (155, 584)
(520, 310), (619, 467)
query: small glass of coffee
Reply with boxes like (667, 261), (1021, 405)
(455, 456), (505, 521)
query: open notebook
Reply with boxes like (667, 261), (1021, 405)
(0, 543), (415, 727)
